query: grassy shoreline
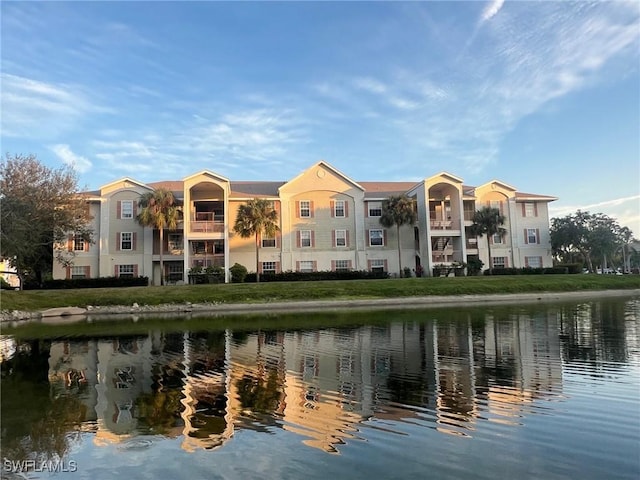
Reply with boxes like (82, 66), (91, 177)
(2, 275), (639, 312)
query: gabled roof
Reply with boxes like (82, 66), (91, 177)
(426, 172), (464, 184)
(480, 180), (517, 192)
(182, 170), (230, 184)
(100, 177), (151, 192)
(279, 161), (364, 192)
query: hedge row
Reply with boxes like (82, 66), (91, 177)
(245, 270), (390, 283)
(24, 276), (149, 290)
(483, 267), (570, 276)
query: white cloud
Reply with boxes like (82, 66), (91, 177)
(481, 0), (505, 23)
(49, 144), (93, 173)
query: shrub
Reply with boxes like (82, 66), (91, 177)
(245, 270), (389, 283)
(229, 263), (248, 283)
(555, 263), (583, 274)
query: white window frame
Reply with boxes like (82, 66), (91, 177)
(370, 259), (385, 272)
(527, 228), (537, 244)
(299, 260), (314, 273)
(492, 257), (507, 268)
(73, 236), (85, 251)
(71, 266), (86, 279)
(526, 256), (542, 268)
(335, 260), (349, 272)
(119, 264), (135, 277)
(492, 233), (503, 244)
(369, 229), (384, 247)
(299, 200), (311, 218)
(262, 261), (276, 274)
(300, 230), (312, 248)
(524, 202), (535, 217)
(335, 229), (347, 247)
(262, 235), (276, 248)
(334, 200), (345, 218)
(368, 201), (382, 217)
(120, 232), (133, 250)
(121, 200), (134, 219)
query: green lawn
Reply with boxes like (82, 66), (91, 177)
(2, 275), (639, 312)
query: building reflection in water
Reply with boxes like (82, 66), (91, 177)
(8, 301), (633, 456)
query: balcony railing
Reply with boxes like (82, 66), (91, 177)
(432, 249), (460, 263)
(191, 221), (224, 233)
(430, 220), (454, 230)
(191, 255), (225, 268)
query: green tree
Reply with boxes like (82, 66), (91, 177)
(550, 211), (629, 273)
(379, 195), (417, 277)
(0, 154), (93, 288)
(137, 188), (181, 285)
(470, 206), (506, 274)
(233, 199), (279, 283)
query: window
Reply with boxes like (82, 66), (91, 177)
(527, 228), (538, 244)
(490, 200), (502, 212)
(71, 266), (86, 279)
(335, 229), (346, 247)
(368, 202), (382, 217)
(262, 235), (276, 248)
(335, 260), (349, 272)
(119, 265), (135, 277)
(262, 261), (276, 274)
(166, 263), (183, 282)
(369, 229), (384, 246)
(120, 232), (133, 250)
(526, 256), (542, 268)
(121, 200), (133, 219)
(168, 233), (182, 252)
(334, 200), (345, 217)
(492, 233), (503, 244)
(524, 202), (536, 217)
(300, 200), (311, 218)
(492, 257), (507, 268)
(299, 261), (314, 273)
(73, 236), (85, 251)
(370, 259), (385, 272)
(300, 230), (312, 248)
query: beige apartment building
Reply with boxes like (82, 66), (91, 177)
(53, 161), (557, 284)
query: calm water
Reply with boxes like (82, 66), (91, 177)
(1, 297), (639, 480)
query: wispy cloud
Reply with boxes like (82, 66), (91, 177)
(49, 144), (93, 173)
(0, 73), (113, 139)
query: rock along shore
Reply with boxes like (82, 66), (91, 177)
(2, 289), (639, 325)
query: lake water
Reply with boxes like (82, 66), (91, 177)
(1, 296), (639, 479)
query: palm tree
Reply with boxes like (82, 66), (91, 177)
(233, 198), (279, 283)
(379, 195), (417, 277)
(470, 206), (506, 274)
(137, 188), (181, 285)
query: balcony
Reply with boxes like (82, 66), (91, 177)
(191, 255), (225, 268)
(432, 250), (460, 263)
(191, 213), (225, 233)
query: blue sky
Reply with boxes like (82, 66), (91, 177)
(2, 1), (639, 233)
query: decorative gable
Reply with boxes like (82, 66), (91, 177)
(279, 161), (364, 195)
